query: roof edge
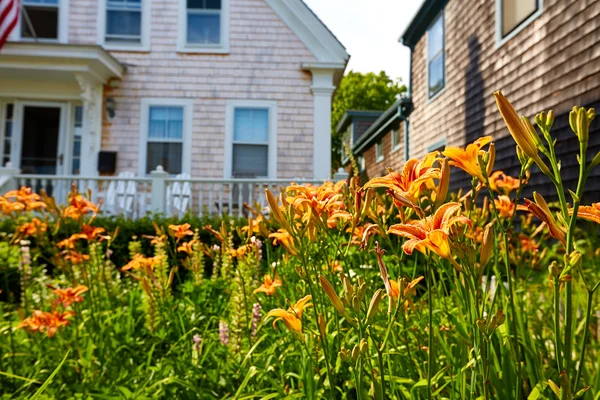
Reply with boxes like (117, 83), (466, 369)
(399, 0), (448, 48)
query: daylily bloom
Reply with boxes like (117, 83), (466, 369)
(489, 170), (520, 194)
(169, 223), (193, 241)
(522, 192), (566, 245)
(569, 203), (600, 225)
(494, 195), (516, 218)
(4, 187), (46, 210)
(19, 310), (74, 337)
(177, 239), (198, 255)
(286, 182), (351, 230)
(388, 202), (471, 271)
(122, 254), (163, 271)
(57, 233), (88, 249)
(443, 136), (494, 182)
(253, 274), (282, 295)
(80, 224), (108, 241)
(63, 191), (99, 219)
(50, 285), (89, 307)
(19, 218), (47, 236)
(62, 250), (90, 264)
(269, 229), (298, 256)
(266, 295), (312, 334)
(363, 152), (441, 208)
(0, 197), (25, 214)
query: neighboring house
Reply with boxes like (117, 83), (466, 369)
(352, 0), (600, 198)
(336, 109), (382, 168)
(0, 0), (348, 185)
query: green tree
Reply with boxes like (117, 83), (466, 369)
(331, 71), (406, 170)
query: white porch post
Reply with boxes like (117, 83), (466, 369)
(76, 75), (103, 177)
(310, 69), (335, 180)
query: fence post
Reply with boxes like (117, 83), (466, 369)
(150, 165), (168, 214)
(333, 167), (349, 182)
(0, 163), (21, 193)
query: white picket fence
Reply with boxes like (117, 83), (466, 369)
(0, 166), (329, 218)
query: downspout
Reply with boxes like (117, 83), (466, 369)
(404, 48), (413, 162)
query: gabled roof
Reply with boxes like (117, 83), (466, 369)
(399, 0), (448, 49)
(352, 96), (412, 154)
(266, 0), (349, 68)
(335, 110), (384, 134)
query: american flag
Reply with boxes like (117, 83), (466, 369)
(0, 0), (19, 50)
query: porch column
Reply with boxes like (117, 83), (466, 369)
(310, 69), (335, 180)
(76, 75), (103, 177)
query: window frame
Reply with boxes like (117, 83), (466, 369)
(391, 127), (401, 153)
(15, 0), (69, 43)
(427, 138), (447, 153)
(375, 140), (384, 163)
(97, 0), (151, 51)
(138, 98), (193, 176)
(224, 100), (277, 179)
(495, 0), (543, 48)
(426, 11), (445, 101)
(178, 0), (230, 53)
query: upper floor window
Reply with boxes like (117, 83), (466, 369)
(497, 0), (542, 43)
(21, 0), (59, 40)
(2, 103), (13, 167)
(427, 12), (445, 99)
(391, 128), (401, 152)
(99, 0), (149, 50)
(179, 0), (230, 53)
(375, 140), (384, 163)
(225, 100), (277, 178)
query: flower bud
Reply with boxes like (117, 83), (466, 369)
(570, 106), (578, 134)
(546, 110), (555, 129)
(576, 107), (589, 143)
(587, 107), (595, 123)
(569, 250), (582, 269)
(352, 344), (360, 362)
(359, 338), (368, 355)
(480, 223), (493, 267)
(366, 289), (383, 322)
(548, 261), (560, 278)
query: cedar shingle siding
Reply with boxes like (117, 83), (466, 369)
(405, 0), (600, 200)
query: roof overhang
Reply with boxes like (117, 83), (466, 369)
(399, 0), (448, 48)
(0, 42), (125, 98)
(335, 110), (384, 134)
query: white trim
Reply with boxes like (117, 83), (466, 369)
(138, 98), (193, 176)
(224, 99), (278, 179)
(0, 100), (7, 166)
(426, 10), (445, 102)
(495, 0), (543, 48)
(177, 0), (230, 54)
(97, 0), (152, 52)
(265, 0), (348, 64)
(427, 138), (447, 153)
(375, 140), (384, 163)
(391, 127), (401, 153)
(15, 0), (69, 44)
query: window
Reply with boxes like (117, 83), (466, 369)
(427, 12), (445, 99)
(179, 0), (229, 52)
(72, 106), (82, 174)
(225, 100), (277, 179)
(497, 0), (542, 42)
(391, 128), (401, 152)
(139, 99), (192, 175)
(2, 104), (13, 167)
(375, 140), (384, 163)
(358, 155), (365, 172)
(99, 0), (149, 49)
(21, 0), (60, 40)
(427, 139), (447, 153)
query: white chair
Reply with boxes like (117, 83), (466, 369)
(105, 171), (137, 218)
(166, 173), (192, 217)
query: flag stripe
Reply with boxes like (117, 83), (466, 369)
(0, 0), (19, 51)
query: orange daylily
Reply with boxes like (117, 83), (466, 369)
(489, 171), (520, 194)
(253, 274), (282, 295)
(494, 195), (516, 218)
(19, 218), (47, 236)
(569, 203), (600, 225)
(80, 224), (108, 241)
(19, 310), (74, 337)
(169, 223), (193, 241)
(522, 192), (566, 245)
(362, 152), (441, 208)
(122, 254), (163, 271)
(387, 202), (471, 271)
(57, 233), (88, 249)
(5, 187), (46, 210)
(50, 285), (89, 307)
(443, 136), (494, 182)
(177, 239), (198, 255)
(63, 191), (99, 219)
(266, 295), (312, 334)
(0, 197), (25, 214)
(62, 250), (90, 264)
(269, 229), (298, 256)
(286, 181), (351, 229)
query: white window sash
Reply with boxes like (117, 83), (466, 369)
(17, 0), (68, 43)
(97, 0), (150, 51)
(178, 0), (230, 53)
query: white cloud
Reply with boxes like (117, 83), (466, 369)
(303, 0), (423, 86)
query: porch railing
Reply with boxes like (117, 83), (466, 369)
(0, 166), (332, 218)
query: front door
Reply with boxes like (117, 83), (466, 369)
(20, 106), (62, 175)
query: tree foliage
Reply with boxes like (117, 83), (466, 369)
(331, 70), (407, 170)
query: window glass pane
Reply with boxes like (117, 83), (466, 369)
(149, 106), (183, 139)
(74, 106), (83, 127)
(21, 6), (58, 39)
(502, 0), (537, 37)
(23, 0), (58, 4)
(146, 143), (183, 174)
(106, 10), (141, 39)
(234, 108), (269, 143)
(232, 144), (268, 177)
(428, 14), (444, 59)
(187, 13), (221, 44)
(188, 0), (221, 9)
(107, 0), (141, 8)
(429, 54), (444, 97)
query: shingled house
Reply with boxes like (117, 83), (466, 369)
(351, 0), (600, 199)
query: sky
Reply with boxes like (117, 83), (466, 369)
(303, 0), (423, 86)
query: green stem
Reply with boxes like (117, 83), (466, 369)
(554, 279), (564, 372)
(427, 259), (433, 399)
(573, 288), (595, 390)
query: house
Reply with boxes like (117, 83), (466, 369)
(336, 109), (382, 168)
(351, 0), (600, 198)
(0, 0), (348, 187)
